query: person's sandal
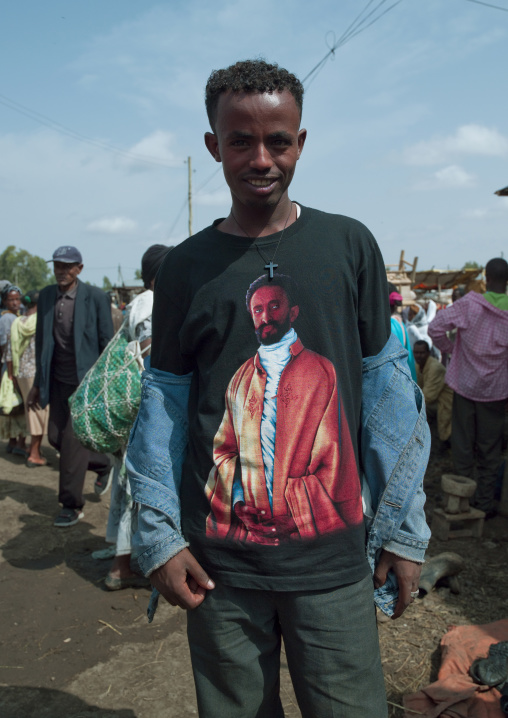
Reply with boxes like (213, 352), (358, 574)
(26, 458), (48, 468)
(54, 508), (84, 527)
(104, 574), (151, 591)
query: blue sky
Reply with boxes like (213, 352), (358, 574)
(1, 0), (507, 286)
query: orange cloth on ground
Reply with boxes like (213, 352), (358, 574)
(404, 619), (508, 718)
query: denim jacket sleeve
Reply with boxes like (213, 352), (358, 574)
(362, 333), (431, 615)
(125, 366), (192, 577)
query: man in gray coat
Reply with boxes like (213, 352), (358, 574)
(28, 246), (114, 526)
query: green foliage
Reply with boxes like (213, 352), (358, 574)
(103, 276), (113, 291)
(0, 245), (52, 292)
(134, 268), (142, 281)
(462, 260), (480, 270)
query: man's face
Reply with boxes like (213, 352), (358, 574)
(4, 291), (21, 313)
(53, 261), (83, 291)
(413, 344), (429, 370)
(204, 90), (306, 210)
(249, 284), (299, 345)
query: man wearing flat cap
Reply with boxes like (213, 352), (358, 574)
(28, 246), (114, 526)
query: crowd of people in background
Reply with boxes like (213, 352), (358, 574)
(389, 256), (508, 519)
(0, 242), (171, 591)
(1, 247), (507, 591)
(1, 57), (507, 718)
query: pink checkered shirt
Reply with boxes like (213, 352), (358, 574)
(428, 292), (508, 402)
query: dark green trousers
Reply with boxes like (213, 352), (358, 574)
(451, 392), (505, 512)
(186, 573), (387, 718)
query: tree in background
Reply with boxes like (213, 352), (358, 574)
(0, 246), (52, 291)
(103, 276), (113, 291)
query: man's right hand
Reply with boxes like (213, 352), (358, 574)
(26, 385), (41, 411)
(150, 548), (215, 610)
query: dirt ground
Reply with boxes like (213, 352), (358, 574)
(1, 431), (507, 718)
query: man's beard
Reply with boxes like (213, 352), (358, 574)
(255, 315), (291, 346)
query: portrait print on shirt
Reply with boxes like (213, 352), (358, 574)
(205, 273), (363, 545)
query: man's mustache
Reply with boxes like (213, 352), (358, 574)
(258, 321), (278, 331)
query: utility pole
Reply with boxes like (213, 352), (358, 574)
(187, 156), (193, 237)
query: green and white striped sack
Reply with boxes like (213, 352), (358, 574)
(69, 322), (147, 454)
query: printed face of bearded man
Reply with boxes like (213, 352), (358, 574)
(249, 284), (299, 346)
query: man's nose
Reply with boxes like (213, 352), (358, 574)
(250, 143), (272, 171)
(260, 307), (271, 323)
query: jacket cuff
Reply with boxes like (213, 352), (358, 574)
(382, 538), (427, 564)
(133, 503), (188, 576)
(137, 534), (189, 576)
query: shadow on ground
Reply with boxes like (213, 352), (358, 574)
(0, 686), (137, 718)
(0, 475), (113, 589)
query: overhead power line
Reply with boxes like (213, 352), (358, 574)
(302, 0), (404, 87)
(0, 93), (181, 169)
(194, 167), (222, 194)
(167, 1), (406, 237)
(464, 0), (508, 11)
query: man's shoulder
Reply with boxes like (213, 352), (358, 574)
(39, 284), (56, 299)
(164, 225), (217, 258)
(459, 291), (508, 322)
(302, 205), (374, 235)
(78, 281), (109, 302)
(156, 225), (218, 283)
(297, 346), (336, 376)
(427, 356), (445, 373)
(227, 355), (256, 393)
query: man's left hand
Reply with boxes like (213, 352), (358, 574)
(373, 549), (421, 619)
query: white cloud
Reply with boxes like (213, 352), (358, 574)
(86, 216), (138, 234)
(414, 165), (475, 191)
(194, 190), (231, 207)
(434, 165), (475, 188)
(118, 130), (181, 172)
(404, 125), (508, 166)
(463, 208), (489, 220)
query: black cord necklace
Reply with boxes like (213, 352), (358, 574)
(230, 201), (294, 279)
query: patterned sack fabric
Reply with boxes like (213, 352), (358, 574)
(69, 322), (146, 453)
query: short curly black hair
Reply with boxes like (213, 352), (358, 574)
(245, 273), (298, 313)
(205, 59), (304, 131)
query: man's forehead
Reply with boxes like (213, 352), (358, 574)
(216, 89), (300, 123)
(251, 284), (288, 303)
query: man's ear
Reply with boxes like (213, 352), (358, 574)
(296, 128), (307, 159)
(290, 305), (299, 323)
(204, 132), (221, 163)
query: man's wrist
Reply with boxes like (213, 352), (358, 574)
(382, 541), (425, 564)
(137, 535), (189, 577)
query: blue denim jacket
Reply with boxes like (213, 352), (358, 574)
(362, 333), (431, 614)
(126, 333), (430, 619)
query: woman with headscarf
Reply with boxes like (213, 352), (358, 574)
(6, 290), (49, 466)
(388, 287), (417, 381)
(96, 244), (172, 590)
(0, 285), (27, 455)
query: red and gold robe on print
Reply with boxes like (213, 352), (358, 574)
(205, 338), (363, 543)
